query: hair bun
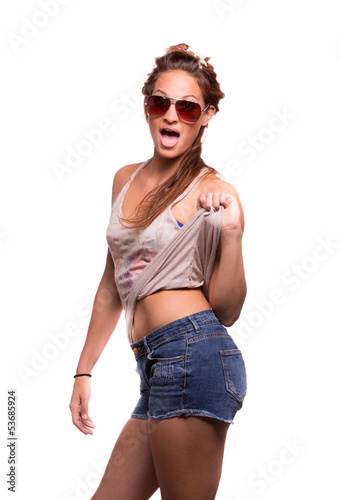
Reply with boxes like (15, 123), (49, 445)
(167, 43), (190, 54)
(167, 43), (214, 70)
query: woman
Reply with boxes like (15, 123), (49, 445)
(69, 43), (247, 500)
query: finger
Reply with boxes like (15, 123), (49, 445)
(80, 415), (96, 429)
(77, 421), (94, 435)
(218, 193), (230, 208)
(70, 400), (95, 434)
(79, 416), (96, 433)
(75, 413), (95, 435)
(205, 192), (213, 209)
(212, 192), (221, 210)
(71, 410), (89, 434)
(197, 192), (207, 210)
(80, 403), (90, 421)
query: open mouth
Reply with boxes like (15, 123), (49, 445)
(160, 128), (180, 148)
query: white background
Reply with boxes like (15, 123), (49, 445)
(1, 0), (341, 498)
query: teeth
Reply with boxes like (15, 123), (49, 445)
(162, 128), (179, 135)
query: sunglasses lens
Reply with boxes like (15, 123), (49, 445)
(145, 96), (170, 117)
(176, 101), (201, 123)
(145, 96), (204, 123)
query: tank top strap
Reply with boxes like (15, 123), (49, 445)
(170, 167), (210, 207)
(114, 158), (152, 211)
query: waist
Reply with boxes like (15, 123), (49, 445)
(130, 308), (223, 354)
(131, 288), (211, 343)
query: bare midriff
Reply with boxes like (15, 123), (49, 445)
(131, 288), (212, 343)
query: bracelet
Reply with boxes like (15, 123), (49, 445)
(74, 373), (92, 378)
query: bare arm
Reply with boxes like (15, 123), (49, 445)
(198, 178), (247, 327)
(69, 249), (123, 434)
(209, 228), (247, 326)
(69, 165), (134, 434)
(74, 249), (123, 375)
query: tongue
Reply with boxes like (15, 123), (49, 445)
(160, 131), (179, 148)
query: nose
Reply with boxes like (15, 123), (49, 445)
(163, 101), (178, 123)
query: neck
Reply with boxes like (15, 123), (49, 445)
(146, 148), (188, 183)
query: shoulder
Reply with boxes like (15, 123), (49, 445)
(199, 170), (242, 200)
(111, 162), (143, 206)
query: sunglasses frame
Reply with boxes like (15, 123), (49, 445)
(144, 95), (211, 124)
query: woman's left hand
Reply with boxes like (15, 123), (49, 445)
(197, 192), (242, 232)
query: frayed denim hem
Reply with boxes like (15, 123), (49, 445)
(131, 413), (149, 420)
(147, 409), (235, 424)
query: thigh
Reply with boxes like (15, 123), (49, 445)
(91, 418), (158, 500)
(149, 416), (230, 500)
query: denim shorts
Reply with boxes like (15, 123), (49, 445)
(130, 309), (247, 424)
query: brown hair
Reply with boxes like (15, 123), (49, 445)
(119, 43), (225, 229)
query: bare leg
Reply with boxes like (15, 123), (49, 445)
(149, 416), (230, 500)
(91, 418), (159, 500)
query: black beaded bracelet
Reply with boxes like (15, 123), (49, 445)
(74, 373), (92, 378)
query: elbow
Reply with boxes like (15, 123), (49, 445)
(225, 312), (242, 327)
(212, 285), (247, 327)
(211, 304), (242, 327)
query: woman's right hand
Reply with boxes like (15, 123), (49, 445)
(69, 377), (96, 435)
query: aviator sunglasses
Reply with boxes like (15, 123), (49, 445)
(145, 95), (211, 124)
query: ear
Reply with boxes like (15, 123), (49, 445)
(202, 105), (216, 127)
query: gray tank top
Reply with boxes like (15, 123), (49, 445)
(106, 158), (224, 343)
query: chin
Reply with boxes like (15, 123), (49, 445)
(158, 149), (186, 161)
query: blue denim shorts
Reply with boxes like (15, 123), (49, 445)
(130, 309), (247, 424)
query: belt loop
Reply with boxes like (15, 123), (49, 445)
(143, 336), (152, 355)
(187, 314), (201, 333)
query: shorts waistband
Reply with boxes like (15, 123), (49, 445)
(130, 309), (221, 355)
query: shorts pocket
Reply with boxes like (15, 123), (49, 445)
(220, 349), (247, 403)
(188, 332), (233, 344)
(147, 333), (186, 363)
(146, 337), (186, 385)
(150, 356), (185, 381)
(148, 352), (185, 363)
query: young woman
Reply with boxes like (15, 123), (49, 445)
(69, 43), (247, 500)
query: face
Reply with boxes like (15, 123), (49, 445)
(146, 69), (216, 160)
